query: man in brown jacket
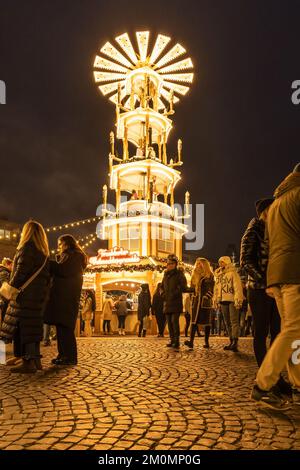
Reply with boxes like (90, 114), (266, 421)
(252, 163), (300, 410)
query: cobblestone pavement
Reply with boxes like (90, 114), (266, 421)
(0, 336), (300, 451)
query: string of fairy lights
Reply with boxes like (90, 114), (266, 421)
(46, 216), (101, 233)
(46, 217), (101, 255)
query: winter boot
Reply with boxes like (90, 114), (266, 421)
(10, 359), (37, 374)
(35, 358), (43, 370)
(224, 338), (233, 350)
(204, 325), (210, 348)
(142, 329), (146, 337)
(231, 338), (239, 352)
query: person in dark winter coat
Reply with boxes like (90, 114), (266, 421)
(0, 221), (50, 373)
(240, 198), (281, 367)
(161, 254), (189, 350)
(0, 258), (13, 324)
(44, 234), (87, 366)
(252, 164), (300, 409)
(185, 258), (214, 349)
(137, 284), (151, 337)
(115, 295), (131, 335)
(152, 282), (166, 337)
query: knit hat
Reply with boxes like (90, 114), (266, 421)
(167, 254), (178, 265)
(218, 256), (232, 266)
(255, 198), (274, 217)
(293, 162), (300, 173)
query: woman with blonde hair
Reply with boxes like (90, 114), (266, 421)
(184, 257), (215, 349)
(0, 220), (50, 373)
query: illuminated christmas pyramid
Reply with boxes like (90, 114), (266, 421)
(93, 31), (193, 261)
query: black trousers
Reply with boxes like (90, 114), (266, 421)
(118, 316), (126, 329)
(103, 320), (111, 332)
(190, 324), (210, 346)
(166, 313), (180, 345)
(56, 325), (77, 362)
(156, 312), (166, 336)
(248, 288), (281, 366)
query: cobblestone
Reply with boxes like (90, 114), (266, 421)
(0, 336), (300, 450)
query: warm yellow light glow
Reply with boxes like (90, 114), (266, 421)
(101, 41), (133, 68)
(98, 82), (123, 96)
(102, 215), (188, 233)
(158, 58), (193, 73)
(93, 31), (194, 108)
(136, 31), (150, 62)
(94, 71), (126, 83)
(160, 87), (180, 104)
(163, 81), (190, 95)
(115, 33), (138, 64)
(162, 73), (194, 83)
(155, 43), (186, 69)
(149, 34), (171, 64)
(94, 56), (128, 73)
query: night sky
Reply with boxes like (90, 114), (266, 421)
(1, 0), (300, 260)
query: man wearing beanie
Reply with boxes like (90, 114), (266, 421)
(240, 198), (282, 369)
(161, 254), (189, 350)
(251, 163), (300, 410)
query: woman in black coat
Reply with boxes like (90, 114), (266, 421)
(44, 234), (87, 366)
(152, 282), (166, 337)
(0, 220), (50, 373)
(137, 284), (151, 337)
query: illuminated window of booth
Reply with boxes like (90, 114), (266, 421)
(119, 224), (140, 252)
(157, 226), (174, 254)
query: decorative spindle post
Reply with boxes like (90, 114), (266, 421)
(158, 134), (162, 161)
(110, 131), (115, 155)
(123, 123), (128, 160)
(163, 131), (167, 165)
(102, 184), (107, 212)
(145, 114), (150, 157)
(130, 77), (134, 109)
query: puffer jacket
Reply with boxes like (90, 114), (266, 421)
(0, 265), (10, 286)
(161, 267), (188, 314)
(0, 265), (11, 318)
(240, 218), (268, 289)
(213, 260), (244, 306)
(0, 241), (50, 343)
(267, 172), (300, 286)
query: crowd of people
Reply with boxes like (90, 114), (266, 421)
(0, 163), (299, 412)
(0, 221), (87, 372)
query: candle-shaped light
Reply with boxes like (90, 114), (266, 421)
(178, 139), (182, 163)
(185, 191), (190, 216)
